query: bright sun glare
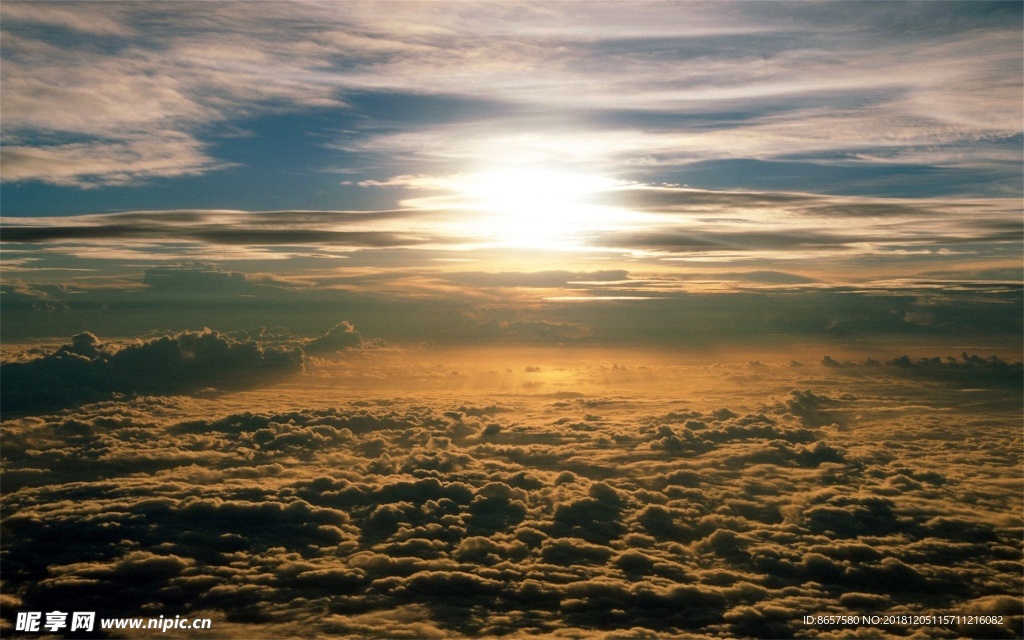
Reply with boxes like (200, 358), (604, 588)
(451, 168), (630, 250)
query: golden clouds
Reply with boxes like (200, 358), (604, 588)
(1, 353), (1020, 637)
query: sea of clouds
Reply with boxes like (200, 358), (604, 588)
(1, 333), (1021, 638)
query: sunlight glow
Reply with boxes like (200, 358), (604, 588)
(450, 167), (632, 250)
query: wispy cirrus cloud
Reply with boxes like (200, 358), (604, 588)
(0, 2), (134, 36)
(1, 2), (1019, 193)
(1, 209), (429, 241)
(2, 186), (1020, 272)
(0, 135), (228, 189)
(1, 3), (345, 187)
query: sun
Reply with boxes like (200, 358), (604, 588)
(450, 167), (627, 250)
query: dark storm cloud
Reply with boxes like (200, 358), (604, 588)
(0, 330), (303, 412)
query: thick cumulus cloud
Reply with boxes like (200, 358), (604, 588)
(1, 359), (1020, 638)
(820, 353), (1023, 387)
(0, 329), (308, 413)
(1, 318), (375, 414)
(304, 322), (362, 354)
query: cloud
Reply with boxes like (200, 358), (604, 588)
(0, 4), (346, 186)
(2, 187), (1019, 298)
(305, 322), (363, 354)
(1, 354), (1021, 638)
(1, 2), (1019, 193)
(0, 2), (133, 36)
(444, 270), (630, 289)
(142, 264), (260, 293)
(2, 261), (1020, 351)
(585, 187), (1022, 259)
(820, 353), (1023, 387)
(0, 329), (303, 412)
(0, 210), (434, 247)
(0, 135), (227, 189)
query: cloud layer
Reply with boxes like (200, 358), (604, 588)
(1, 352), (1020, 638)
(0, 330), (304, 412)
(2, 185), (1020, 310)
(2, 264), (1021, 358)
(1, 2), (1020, 195)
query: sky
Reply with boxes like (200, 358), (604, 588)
(1, 2), (1022, 639)
(1, 0), (1021, 351)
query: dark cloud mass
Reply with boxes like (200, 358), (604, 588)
(1, 354), (1020, 638)
(0, 212), (392, 246)
(0, 320), (378, 412)
(2, 262), (1021, 351)
(0, 330), (304, 412)
(305, 322), (362, 354)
